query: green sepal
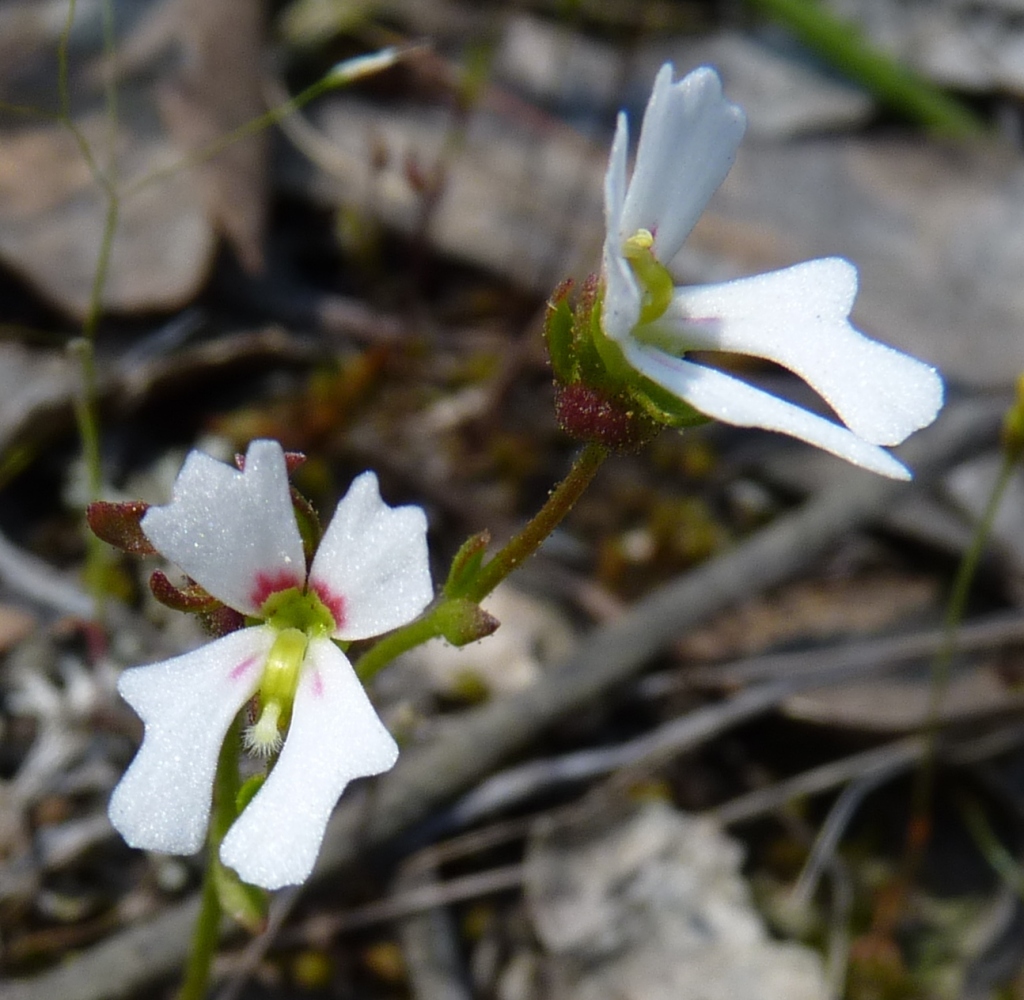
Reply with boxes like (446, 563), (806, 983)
(631, 379), (710, 429)
(212, 857), (268, 933)
(434, 598), (500, 647)
(236, 773), (266, 814)
(544, 281), (576, 382)
(443, 530), (491, 598)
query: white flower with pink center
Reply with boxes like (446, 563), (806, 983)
(602, 64), (944, 479)
(108, 440), (432, 889)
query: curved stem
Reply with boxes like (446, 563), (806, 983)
(355, 442), (609, 681)
(464, 441), (608, 601)
(355, 612), (447, 683)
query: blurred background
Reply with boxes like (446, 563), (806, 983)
(3, 1), (1024, 998)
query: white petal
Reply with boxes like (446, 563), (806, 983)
(308, 472), (432, 641)
(142, 440), (307, 616)
(624, 342), (913, 479)
(601, 112), (643, 343)
(654, 259), (944, 446)
(619, 64), (746, 264)
(219, 639), (398, 889)
(108, 627), (273, 855)
(602, 233), (643, 344)
(604, 111), (628, 236)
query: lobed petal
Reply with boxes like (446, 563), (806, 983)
(654, 259), (944, 446)
(308, 472), (432, 641)
(623, 341), (913, 479)
(142, 440), (307, 616)
(619, 64), (746, 265)
(219, 639), (398, 889)
(108, 627), (273, 855)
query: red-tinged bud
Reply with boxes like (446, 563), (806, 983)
(435, 598), (500, 647)
(554, 382), (659, 452)
(149, 569), (222, 613)
(199, 604), (246, 638)
(86, 501), (157, 555)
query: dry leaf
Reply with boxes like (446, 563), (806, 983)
(0, 113), (215, 315)
(159, 0), (268, 272)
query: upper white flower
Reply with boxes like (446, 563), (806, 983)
(602, 64), (944, 479)
(108, 440), (432, 889)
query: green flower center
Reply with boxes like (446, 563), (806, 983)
(622, 229), (674, 326)
(245, 587), (338, 756)
(260, 586), (336, 636)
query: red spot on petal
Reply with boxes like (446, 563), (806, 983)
(230, 654), (259, 681)
(250, 570), (302, 610)
(310, 581), (346, 630)
(311, 669), (324, 699)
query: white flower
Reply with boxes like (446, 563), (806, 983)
(108, 440), (432, 889)
(602, 64), (944, 479)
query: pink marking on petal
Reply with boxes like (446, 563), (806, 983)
(311, 669), (324, 699)
(310, 580), (346, 630)
(250, 570), (302, 610)
(230, 654), (260, 681)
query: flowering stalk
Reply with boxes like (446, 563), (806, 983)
(91, 61), (954, 1000)
(178, 719), (246, 1000)
(355, 442), (608, 681)
(551, 64), (943, 478)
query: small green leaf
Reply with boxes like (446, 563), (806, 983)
(444, 530), (491, 598)
(236, 774), (266, 815)
(213, 858), (268, 933)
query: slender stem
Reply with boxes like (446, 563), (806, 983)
(124, 49), (408, 199)
(464, 442), (607, 601)
(959, 793), (1024, 898)
(58, 0), (121, 612)
(355, 442), (609, 681)
(178, 719), (242, 1000)
(906, 451), (1017, 863)
(355, 612), (447, 683)
(178, 853), (222, 1000)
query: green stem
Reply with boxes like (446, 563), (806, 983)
(355, 610), (448, 683)
(745, 0), (987, 139)
(959, 793), (1024, 899)
(178, 854), (221, 1000)
(58, 0), (122, 612)
(355, 442), (609, 681)
(125, 50), (401, 199)
(907, 451), (1017, 862)
(464, 441), (608, 601)
(178, 718), (242, 1000)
